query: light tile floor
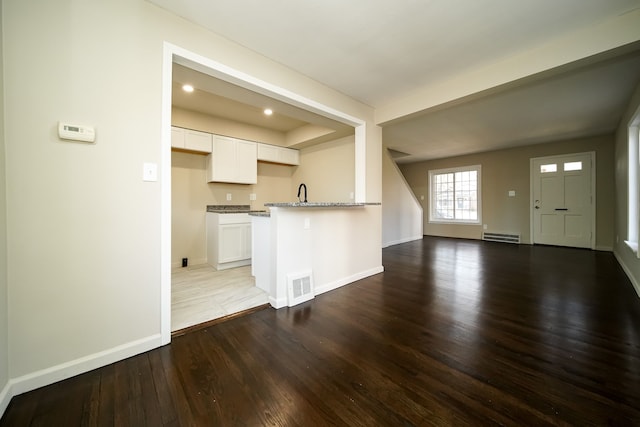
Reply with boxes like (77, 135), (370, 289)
(171, 264), (269, 331)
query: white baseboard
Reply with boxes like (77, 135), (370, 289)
(0, 380), (11, 420)
(171, 258), (207, 269)
(269, 295), (287, 309)
(269, 266), (385, 309)
(595, 245), (613, 252)
(382, 235), (423, 248)
(614, 250), (640, 298)
(314, 266), (385, 296)
(9, 334), (163, 398)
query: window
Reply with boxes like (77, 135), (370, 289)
(540, 163), (557, 173)
(540, 161), (582, 173)
(429, 165), (481, 224)
(564, 161), (582, 171)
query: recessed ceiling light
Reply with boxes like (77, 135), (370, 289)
(182, 84), (194, 93)
(264, 108), (273, 116)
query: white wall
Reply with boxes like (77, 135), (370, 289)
(400, 135), (615, 247)
(0, 3), (10, 414)
(382, 149), (423, 247)
(2, 0), (378, 401)
(614, 82), (640, 295)
(292, 136), (356, 202)
(269, 206), (383, 308)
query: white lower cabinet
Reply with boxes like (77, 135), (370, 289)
(207, 213), (251, 270)
(218, 223), (252, 263)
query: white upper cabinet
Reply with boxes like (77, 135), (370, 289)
(170, 127), (184, 149)
(257, 143), (299, 166)
(171, 126), (212, 153)
(257, 143), (278, 162)
(207, 135), (257, 184)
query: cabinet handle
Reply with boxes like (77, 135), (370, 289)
(555, 208), (568, 211)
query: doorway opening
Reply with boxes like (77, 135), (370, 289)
(160, 43), (367, 344)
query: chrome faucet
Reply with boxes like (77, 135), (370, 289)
(297, 183), (307, 203)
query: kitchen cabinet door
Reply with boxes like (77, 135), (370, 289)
(184, 129), (212, 153)
(218, 224), (247, 263)
(257, 143), (299, 165)
(171, 127), (185, 149)
(171, 126), (212, 153)
(278, 147), (299, 165)
(257, 143), (279, 162)
(207, 135), (257, 184)
(236, 140), (258, 183)
(207, 213), (252, 270)
(209, 135), (237, 182)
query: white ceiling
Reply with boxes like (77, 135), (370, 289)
(151, 0), (640, 162)
(384, 51), (640, 162)
(171, 63), (354, 147)
(172, 64), (307, 133)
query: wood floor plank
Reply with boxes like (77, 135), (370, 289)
(2, 237), (640, 426)
(94, 362), (115, 426)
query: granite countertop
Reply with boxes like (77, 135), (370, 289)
(206, 204), (267, 214)
(249, 211), (271, 217)
(250, 202), (380, 217)
(264, 202), (381, 208)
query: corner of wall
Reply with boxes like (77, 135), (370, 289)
(0, 0), (11, 418)
(0, 382), (12, 422)
(382, 148), (423, 247)
(613, 81), (640, 297)
(613, 250), (640, 297)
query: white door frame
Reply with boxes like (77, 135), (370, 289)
(529, 151), (596, 249)
(160, 43), (367, 344)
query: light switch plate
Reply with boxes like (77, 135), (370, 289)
(226, 193), (232, 201)
(143, 162), (157, 182)
(508, 190), (516, 197)
(249, 193), (256, 201)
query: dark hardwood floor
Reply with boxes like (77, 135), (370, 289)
(2, 237), (640, 426)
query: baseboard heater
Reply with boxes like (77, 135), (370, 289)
(482, 232), (520, 244)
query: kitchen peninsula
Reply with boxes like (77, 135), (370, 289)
(251, 202), (383, 308)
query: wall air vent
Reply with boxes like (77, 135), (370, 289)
(287, 271), (315, 307)
(482, 232), (520, 244)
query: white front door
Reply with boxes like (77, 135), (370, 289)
(531, 152), (594, 249)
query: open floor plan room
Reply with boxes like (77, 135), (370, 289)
(1, 236), (639, 426)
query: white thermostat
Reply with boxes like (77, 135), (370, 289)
(58, 122), (95, 143)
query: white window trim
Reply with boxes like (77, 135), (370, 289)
(626, 117), (640, 258)
(428, 165), (482, 225)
